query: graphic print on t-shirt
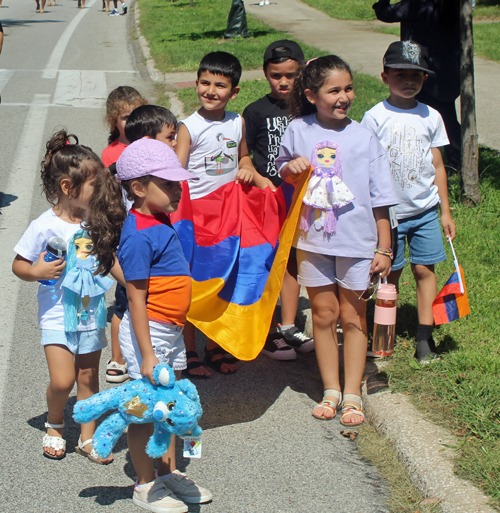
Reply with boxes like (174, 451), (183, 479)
(204, 132), (238, 176)
(386, 123), (425, 190)
(265, 115), (289, 178)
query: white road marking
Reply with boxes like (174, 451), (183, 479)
(42, 0), (98, 79)
(53, 70), (107, 107)
(0, 70), (14, 96)
(0, 94), (51, 417)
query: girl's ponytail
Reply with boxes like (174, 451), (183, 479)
(84, 168), (127, 276)
(288, 55), (353, 119)
(41, 130), (102, 205)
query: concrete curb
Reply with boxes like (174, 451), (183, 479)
(363, 387), (495, 513)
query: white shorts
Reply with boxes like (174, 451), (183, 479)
(119, 310), (187, 380)
(297, 249), (372, 291)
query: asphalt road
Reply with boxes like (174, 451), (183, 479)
(0, 2), (390, 512)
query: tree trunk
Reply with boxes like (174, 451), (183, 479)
(460, 0), (481, 204)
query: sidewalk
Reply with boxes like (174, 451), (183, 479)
(246, 0), (500, 151)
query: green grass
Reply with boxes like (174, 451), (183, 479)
(383, 147), (500, 507)
(300, 0), (376, 21)
(137, 0), (318, 72)
(473, 23), (500, 62)
(177, 73), (388, 119)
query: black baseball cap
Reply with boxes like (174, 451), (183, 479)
(263, 40), (305, 68)
(383, 41), (433, 74)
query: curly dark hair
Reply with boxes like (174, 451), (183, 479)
(288, 55), (352, 119)
(84, 168), (128, 276)
(41, 130), (103, 205)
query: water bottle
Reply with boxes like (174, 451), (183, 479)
(38, 237), (67, 286)
(372, 280), (398, 357)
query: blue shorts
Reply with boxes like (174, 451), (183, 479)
(392, 206), (447, 271)
(297, 249), (372, 291)
(114, 283), (128, 319)
(41, 328), (107, 355)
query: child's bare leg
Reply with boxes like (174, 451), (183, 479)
(308, 284), (341, 419)
(109, 314), (126, 368)
(106, 0), (110, 11)
(81, 0), (85, 7)
(411, 263), (438, 358)
(40, 0), (46, 11)
(412, 264), (437, 325)
(113, 0), (118, 7)
(339, 286), (368, 424)
(156, 369), (181, 476)
(280, 269), (300, 326)
(184, 321), (211, 378)
(129, 423), (156, 484)
(44, 345), (76, 457)
(75, 350), (114, 463)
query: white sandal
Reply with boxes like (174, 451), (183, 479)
(312, 389), (342, 420)
(340, 394), (365, 427)
(75, 436), (112, 465)
(42, 421), (66, 460)
(106, 360), (129, 383)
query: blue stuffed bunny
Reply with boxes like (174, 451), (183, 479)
(73, 364), (202, 459)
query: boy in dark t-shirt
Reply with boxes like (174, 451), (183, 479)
(243, 40), (315, 360)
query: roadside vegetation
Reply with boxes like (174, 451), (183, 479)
(140, 0), (500, 507)
(301, 0), (500, 63)
(138, 0), (318, 72)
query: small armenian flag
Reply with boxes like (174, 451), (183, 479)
(432, 238), (470, 325)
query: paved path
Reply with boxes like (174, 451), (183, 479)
(247, 0), (500, 151)
(0, 2), (390, 512)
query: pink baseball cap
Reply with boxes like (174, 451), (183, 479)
(116, 138), (198, 182)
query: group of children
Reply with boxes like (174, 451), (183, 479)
(13, 37), (455, 512)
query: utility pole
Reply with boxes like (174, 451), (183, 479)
(460, 0), (481, 204)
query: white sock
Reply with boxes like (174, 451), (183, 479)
(279, 324), (294, 332)
(136, 479), (155, 490)
(157, 472), (172, 480)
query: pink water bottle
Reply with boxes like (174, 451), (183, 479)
(372, 281), (398, 357)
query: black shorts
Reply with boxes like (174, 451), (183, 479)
(114, 283), (128, 319)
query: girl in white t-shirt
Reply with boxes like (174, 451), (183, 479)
(13, 131), (119, 463)
(278, 55), (397, 426)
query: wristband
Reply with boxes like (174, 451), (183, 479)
(374, 247), (393, 259)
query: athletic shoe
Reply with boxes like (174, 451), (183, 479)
(261, 333), (296, 360)
(121, 3), (127, 14)
(108, 8), (119, 15)
(280, 326), (314, 353)
(133, 479), (187, 513)
(159, 470), (212, 504)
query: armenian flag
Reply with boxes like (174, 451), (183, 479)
(170, 171), (310, 360)
(432, 239), (470, 325)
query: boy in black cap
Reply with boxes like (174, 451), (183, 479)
(243, 40), (315, 361)
(361, 41), (456, 363)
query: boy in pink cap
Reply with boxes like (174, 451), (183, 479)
(86, 138), (212, 513)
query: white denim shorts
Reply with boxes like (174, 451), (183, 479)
(297, 249), (372, 291)
(119, 310), (187, 380)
